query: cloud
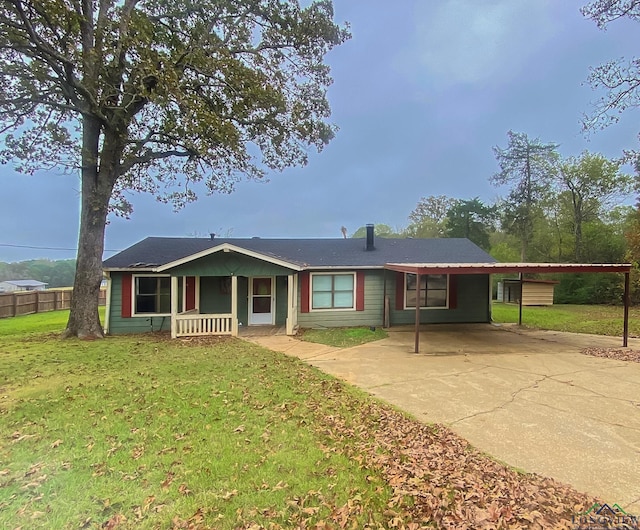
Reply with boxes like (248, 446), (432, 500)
(411, 0), (557, 86)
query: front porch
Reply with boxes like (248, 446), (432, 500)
(169, 273), (297, 338)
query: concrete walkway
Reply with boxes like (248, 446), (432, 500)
(246, 324), (640, 512)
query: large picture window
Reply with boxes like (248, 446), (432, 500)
(134, 276), (171, 314)
(311, 273), (355, 310)
(405, 273), (448, 308)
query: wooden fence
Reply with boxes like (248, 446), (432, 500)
(0, 288), (106, 319)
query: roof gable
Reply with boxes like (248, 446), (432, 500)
(155, 242), (303, 272)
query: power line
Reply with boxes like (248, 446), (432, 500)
(0, 243), (122, 252)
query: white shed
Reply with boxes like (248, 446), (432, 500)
(0, 280), (48, 292)
(497, 279), (558, 306)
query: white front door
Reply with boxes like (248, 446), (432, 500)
(249, 277), (274, 325)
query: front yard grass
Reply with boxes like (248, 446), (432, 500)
(0, 315), (603, 528)
(0, 332), (393, 529)
(492, 302), (640, 337)
(299, 326), (387, 347)
(0, 308), (105, 338)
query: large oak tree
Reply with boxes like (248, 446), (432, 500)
(0, 0), (349, 337)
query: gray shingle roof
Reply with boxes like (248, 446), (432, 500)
(103, 236), (496, 270)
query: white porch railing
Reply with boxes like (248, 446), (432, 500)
(175, 313), (234, 337)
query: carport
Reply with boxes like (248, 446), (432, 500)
(385, 262), (632, 353)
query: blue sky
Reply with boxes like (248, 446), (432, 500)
(1, 0), (639, 262)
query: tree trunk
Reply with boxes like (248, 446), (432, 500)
(64, 118), (116, 338)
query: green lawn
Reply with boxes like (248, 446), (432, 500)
(0, 312), (601, 528)
(0, 330), (396, 529)
(299, 326), (387, 347)
(0, 307), (105, 337)
(492, 302), (640, 337)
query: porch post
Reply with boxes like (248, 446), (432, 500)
(170, 276), (179, 338)
(231, 275), (238, 336)
(414, 273), (421, 354)
(623, 271), (630, 347)
(195, 276), (201, 312)
(286, 273), (296, 335)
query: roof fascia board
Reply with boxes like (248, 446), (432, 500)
(385, 263), (632, 275)
(302, 265), (385, 270)
(103, 267), (156, 273)
(155, 242), (302, 272)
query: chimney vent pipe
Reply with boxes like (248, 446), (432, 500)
(365, 224), (375, 251)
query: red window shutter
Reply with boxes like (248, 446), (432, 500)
(395, 272), (405, 310)
(300, 271), (310, 313)
(185, 276), (196, 311)
(356, 271), (365, 311)
(121, 273), (132, 318)
(449, 275), (458, 309)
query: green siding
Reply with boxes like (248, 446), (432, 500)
(296, 271), (490, 329)
(107, 273), (171, 334)
(199, 276), (232, 314)
(275, 276), (288, 325)
(107, 268), (491, 336)
(237, 276), (248, 327)
(170, 252), (294, 277)
(390, 273), (490, 325)
(296, 270), (385, 329)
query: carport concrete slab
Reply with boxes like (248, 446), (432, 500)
(248, 324), (640, 512)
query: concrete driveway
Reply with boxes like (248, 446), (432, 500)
(248, 324), (640, 512)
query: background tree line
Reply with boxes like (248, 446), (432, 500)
(0, 260), (77, 289)
(6, 133), (635, 303)
(354, 135), (638, 305)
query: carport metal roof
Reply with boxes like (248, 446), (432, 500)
(384, 262), (633, 352)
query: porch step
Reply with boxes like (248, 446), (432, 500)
(238, 325), (287, 337)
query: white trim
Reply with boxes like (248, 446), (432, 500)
(286, 273), (296, 335)
(249, 276), (275, 325)
(309, 272), (356, 312)
(403, 272), (449, 310)
(181, 276), (186, 312)
(103, 271), (111, 334)
(154, 243), (303, 272)
(132, 274), (172, 317)
(195, 276), (201, 311)
(170, 276), (179, 338)
(231, 275), (238, 336)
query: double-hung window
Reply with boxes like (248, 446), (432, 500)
(311, 273), (355, 310)
(134, 276), (171, 314)
(405, 273), (448, 308)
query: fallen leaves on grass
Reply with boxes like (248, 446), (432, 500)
(307, 380), (601, 529)
(582, 347), (640, 363)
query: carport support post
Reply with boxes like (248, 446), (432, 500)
(518, 273), (523, 326)
(414, 273), (421, 353)
(624, 271), (630, 347)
